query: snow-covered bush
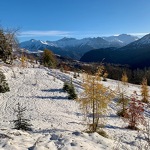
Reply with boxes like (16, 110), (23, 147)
(0, 71), (10, 93)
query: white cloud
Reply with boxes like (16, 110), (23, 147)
(18, 30), (150, 39)
(128, 32), (149, 37)
(19, 30), (72, 37)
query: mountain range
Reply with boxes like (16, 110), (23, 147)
(80, 33), (150, 68)
(20, 34), (138, 60)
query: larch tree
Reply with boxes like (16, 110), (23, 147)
(77, 66), (114, 132)
(116, 83), (129, 117)
(121, 71), (128, 85)
(21, 53), (27, 68)
(141, 77), (149, 103)
(116, 71), (129, 117)
(102, 71), (108, 81)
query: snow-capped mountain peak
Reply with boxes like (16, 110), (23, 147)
(19, 34), (140, 59)
(103, 34), (139, 45)
(124, 33), (150, 48)
(135, 33), (150, 45)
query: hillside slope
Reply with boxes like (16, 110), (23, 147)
(0, 66), (149, 149)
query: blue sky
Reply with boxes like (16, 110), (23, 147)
(0, 0), (150, 42)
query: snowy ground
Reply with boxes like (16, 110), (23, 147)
(0, 65), (149, 150)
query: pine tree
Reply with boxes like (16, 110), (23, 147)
(141, 77), (149, 103)
(42, 49), (57, 68)
(63, 81), (77, 100)
(13, 103), (32, 131)
(68, 84), (77, 100)
(63, 82), (70, 92)
(78, 66), (114, 132)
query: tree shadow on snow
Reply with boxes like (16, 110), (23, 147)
(75, 112), (84, 117)
(32, 128), (71, 134)
(106, 114), (119, 118)
(41, 89), (63, 93)
(34, 95), (68, 100)
(105, 124), (124, 130)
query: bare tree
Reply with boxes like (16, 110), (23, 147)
(4, 27), (20, 51)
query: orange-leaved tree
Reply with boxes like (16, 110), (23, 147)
(124, 94), (145, 130)
(116, 71), (129, 117)
(141, 77), (149, 103)
(77, 66), (114, 132)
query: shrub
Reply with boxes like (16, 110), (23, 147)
(97, 130), (108, 138)
(85, 129), (108, 138)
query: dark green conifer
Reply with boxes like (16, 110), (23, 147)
(13, 103), (32, 131)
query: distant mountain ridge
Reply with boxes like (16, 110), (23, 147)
(80, 33), (150, 68)
(120, 33), (150, 50)
(103, 34), (139, 45)
(20, 34), (138, 60)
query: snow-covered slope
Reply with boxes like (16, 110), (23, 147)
(20, 39), (56, 51)
(51, 37), (111, 49)
(124, 33), (150, 49)
(0, 65), (149, 149)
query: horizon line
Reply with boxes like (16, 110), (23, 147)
(18, 30), (149, 42)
